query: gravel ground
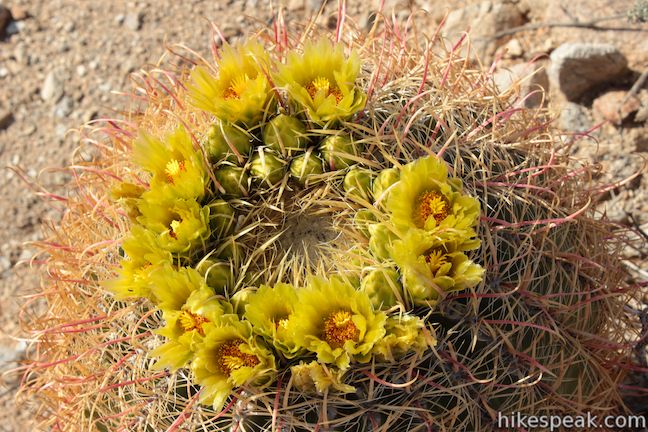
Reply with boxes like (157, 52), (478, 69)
(0, 0), (646, 430)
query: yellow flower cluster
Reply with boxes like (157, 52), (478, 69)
(108, 39), (482, 411)
(361, 156), (485, 307)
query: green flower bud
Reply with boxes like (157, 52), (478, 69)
(214, 166), (249, 197)
(230, 287), (255, 314)
(372, 167), (400, 207)
(207, 199), (236, 238)
(290, 151), (324, 185)
(249, 149), (285, 186)
(353, 209), (377, 238)
(361, 267), (400, 309)
(368, 222), (398, 260)
(196, 259), (233, 293)
(320, 134), (359, 170)
(263, 114), (309, 156)
(206, 121), (252, 164)
(343, 167), (374, 201)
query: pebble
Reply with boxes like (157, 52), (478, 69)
(124, 12), (142, 31)
(5, 20), (24, 36)
(53, 96), (74, 118)
(493, 62), (549, 108)
(76, 64), (87, 77)
(0, 256), (11, 273)
(19, 248), (35, 262)
(592, 91), (641, 125)
(40, 72), (64, 103)
(503, 38), (523, 58)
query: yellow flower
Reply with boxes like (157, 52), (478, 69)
(110, 182), (145, 220)
(291, 361), (355, 394)
(391, 231), (484, 305)
(105, 225), (171, 300)
(372, 315), (432, 362)
(189, 41), (273, 125)
(133, 127), (207, 200)
(276, 38), (366, 124)
(244, 283), (302, 358)
(289, 276), (386, 370)
(151, 286), (233, 372)
(191, 318), (276, 411)
(137, 194), (210, 254)
(387, 156), (480, 236)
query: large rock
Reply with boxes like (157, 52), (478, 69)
(549, 43), (628, 101)
(493, 62), (549, 108)
(442, 1), (526, 62)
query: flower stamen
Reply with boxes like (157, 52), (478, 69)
(224, 74), (250, 99)
(415, 191), (450, 228)
(424, 248), (448, 274)
(165, 159), (186, 184)
(306, 76), (343, 103)
(178, 310), (210, 336)
(169, 219), (181, 239)
(216, 340), (260, 376)
(323, 310), (359, 348)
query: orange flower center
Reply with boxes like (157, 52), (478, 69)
(216, 340), (260, 376)
(323, 310), (359, 349)
(274, 317), (290, 330)
(178, 310), (210, 336)
(306, 76), (343, 103)
(165, 159), (186, 184)
(424, 248), (449, 274)
(224, 74), (250, 99)
(415, 190), (450, 228)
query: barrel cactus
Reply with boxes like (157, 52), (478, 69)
(20, 10), (644, 432)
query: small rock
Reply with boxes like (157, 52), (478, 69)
(5, 20), (24, 36)
(0, 110), (14, 130)
(0, 4), (11, 38)
(76, 64), (87, 77)
(19, 248), (34, 262)
(0, 338), (26, 364)
(503, 38), (523, 58)
(41, 72), (64, 103)
(0, 67), (8, 78)
(560, 102), (592, 133)
(549, 43), (628, 101)
(13, 44), (27, 64)
(115, 14), (125, 25)
(124, 12), (142, 31)
(635, 90), (648, 123)
(493, 62), (549, 107)
(10, 6), (29, 21)
(592, 91), (641, 125)
(53, 96), (73, 118)
(0, 256), (11, 273)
